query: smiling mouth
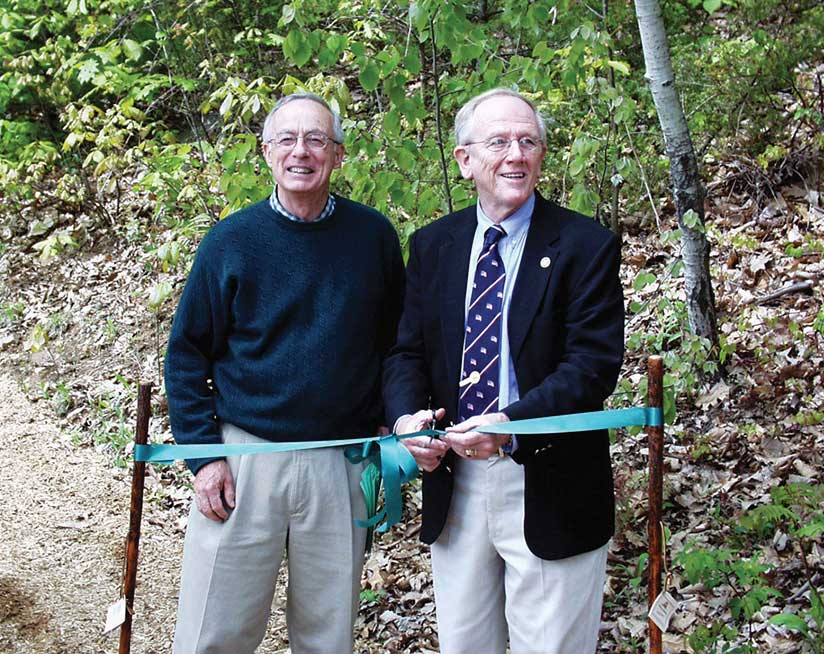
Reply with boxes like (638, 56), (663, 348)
(287, 166), (314, 174)
(501, 172), (526, 179)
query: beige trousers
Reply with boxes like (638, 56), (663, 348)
(173, 423), (367, 654)
(431, 455), (609, 654)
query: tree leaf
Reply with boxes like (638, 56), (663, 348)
(403, 50), (421, 75)
(633, 271), (657, 291)
(409, 2), (429, 33)
(283, 29), (312, 67)
(121, 39), (143, 62)
(219, 92), (233, 117)
(769, 613), (808, 634)
(358, 60), (380, 92)
(67, 0), (87, 15)
(77, 59), (99, 84)
(607, 60), (630, 75)
(703, 0), (722, 13)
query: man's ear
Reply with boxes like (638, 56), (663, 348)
(453, 145), (473, 180)
(333, 144), (345, 169)
(262, 142), (274, 165)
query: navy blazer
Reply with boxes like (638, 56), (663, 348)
(383, 193), (625, 560)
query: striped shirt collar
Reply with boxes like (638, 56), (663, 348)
(269, 186), (336, 223)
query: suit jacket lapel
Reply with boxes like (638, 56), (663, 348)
(509, 195), (562, 363)
(438, 208), (476, 404)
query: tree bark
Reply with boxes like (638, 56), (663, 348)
(634, 0), (718, 345)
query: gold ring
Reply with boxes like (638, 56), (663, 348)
(465, 448), (477, 457)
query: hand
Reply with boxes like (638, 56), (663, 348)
(445, 412), (511, 460)
(194, 460), (236, 522)
(396, 408), (449, 472)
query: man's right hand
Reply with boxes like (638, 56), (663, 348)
(194, 460), (236, 522)
(396, 408), (449, 472)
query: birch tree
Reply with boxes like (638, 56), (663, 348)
(634, 0), (719, 345)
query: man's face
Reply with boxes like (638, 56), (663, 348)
(453, 96), (546, 221)
(262, 99), (344, 199)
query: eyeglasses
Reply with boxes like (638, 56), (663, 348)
(463, 136), (543, 153)
(266, 132), (341, 151)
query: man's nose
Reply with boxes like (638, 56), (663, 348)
(291, 135), (310, 155)
(504, 139), (527, 159)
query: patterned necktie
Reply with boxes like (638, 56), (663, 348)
(459, 224), (507, 421)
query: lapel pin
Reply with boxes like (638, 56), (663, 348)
(540, 256), (551, 269)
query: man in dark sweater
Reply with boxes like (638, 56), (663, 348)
(165, 93), (405, 653)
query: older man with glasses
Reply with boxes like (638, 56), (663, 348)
(165, 93), (404, 653)
(384, 88), (625, 653)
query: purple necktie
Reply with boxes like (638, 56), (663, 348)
(459, 224), (506, 421)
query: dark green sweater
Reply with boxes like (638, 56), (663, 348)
(164, 196), (405, 475)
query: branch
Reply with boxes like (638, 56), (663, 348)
(752, 280), (815, 305)
(429, 15), (453, 214)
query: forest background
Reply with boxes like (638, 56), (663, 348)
(1, 0), (823, 652)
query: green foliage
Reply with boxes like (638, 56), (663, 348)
(747, 483), (824, 650)
(83, 374), (136, 466)
(0, 0), (821, 328)
(0, 301), (24, 326)
(676, 544), (780, 652)
(664, 0), (824, 161)
(675, 483), (824, 651)
(687, 621), (742, 654)
(739, 483), (824, 540)
(1, 0), (644, 259)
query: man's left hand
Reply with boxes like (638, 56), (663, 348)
(445, 412), (511, 460)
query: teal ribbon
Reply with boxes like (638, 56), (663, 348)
(134, 408), (662, 532)
(135, 434), (378, 465)
(343, 435), (420, 538)
(477, 407), (663, 434)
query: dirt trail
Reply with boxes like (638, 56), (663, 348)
(0, 372), (177, 652)
(0, 373), (292, 653)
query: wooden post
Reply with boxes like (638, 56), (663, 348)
(120, 382), (152, 654)
(646, 356), (664, 654)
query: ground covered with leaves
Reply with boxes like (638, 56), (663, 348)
(1, 148), (821, 653)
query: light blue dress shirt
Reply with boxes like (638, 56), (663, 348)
(462, 193), (534, 447)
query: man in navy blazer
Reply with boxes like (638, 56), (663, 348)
(383, 89), (624, 654)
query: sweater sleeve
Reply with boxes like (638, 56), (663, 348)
(164, 231), (233, 475)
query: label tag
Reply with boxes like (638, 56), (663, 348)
(103, 597), (127, 634)
(648, 590), (678, 632)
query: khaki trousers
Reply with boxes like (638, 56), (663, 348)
(173, 423), (367, 654)
(431, 456), (608, 654)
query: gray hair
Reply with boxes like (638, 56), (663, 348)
(454, 88), (546, 145)
(261, 93), (345, 143)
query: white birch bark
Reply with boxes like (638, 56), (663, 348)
(634, 0), (719, 343)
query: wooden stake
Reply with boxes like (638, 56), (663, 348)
(120, 382), (152, 654)
(646, 356), (664, 654)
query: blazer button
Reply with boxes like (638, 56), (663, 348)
(540, 256), (551, 269)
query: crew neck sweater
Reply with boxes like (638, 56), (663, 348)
(164, 196), (405, 475)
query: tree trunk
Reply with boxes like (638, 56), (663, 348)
(634, 0), (718, 345)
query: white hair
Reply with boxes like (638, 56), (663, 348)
(454, 88), (546, 145)
(261, 93), (344, 143)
